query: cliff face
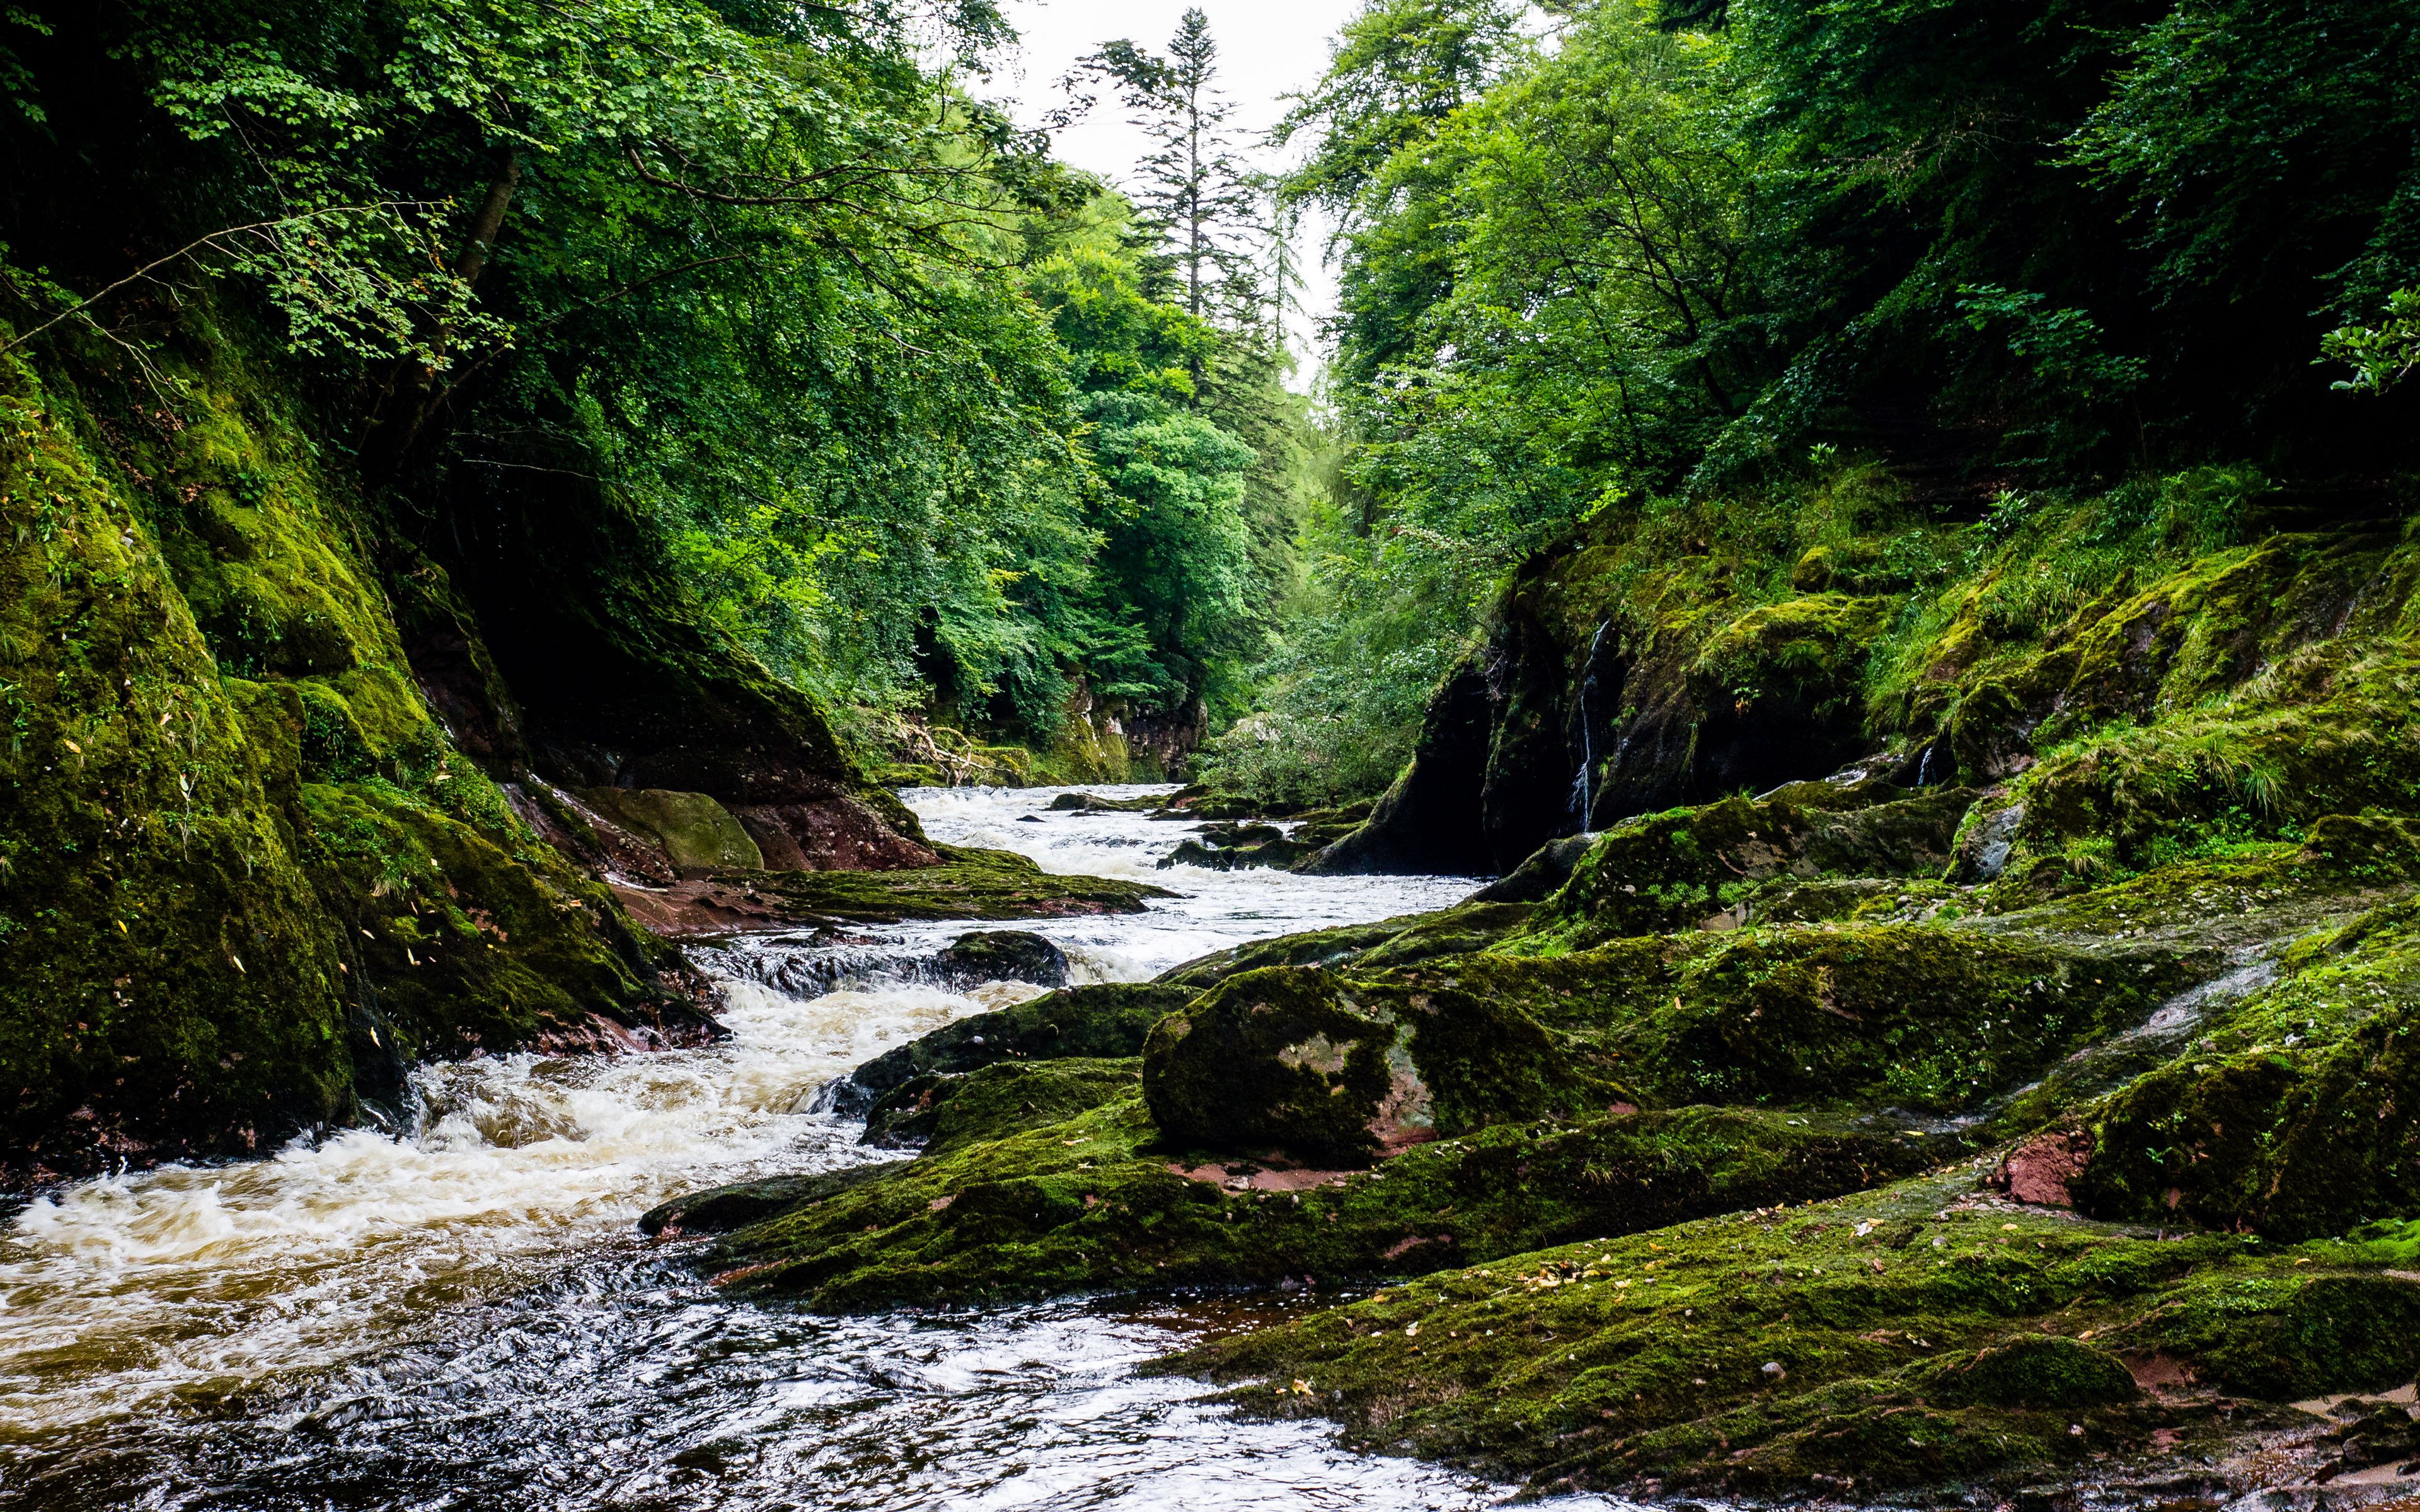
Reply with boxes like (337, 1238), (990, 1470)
(0, 309), (925, 1181)
(1309, 464), (2420, 884)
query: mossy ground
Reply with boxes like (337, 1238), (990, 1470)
(706, 1097), (1950, 1310)
(1165, 1170), (2420, 1498)
(669, 540), (2420, 1498)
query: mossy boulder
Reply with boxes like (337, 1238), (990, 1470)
(1141, 966), (1624, 1163)
(1143, 968), (1405, 1162)
(863, 1057), (1141, 1155)
(845, 982), (1195, 1099)
(933, 929), (1070, 988)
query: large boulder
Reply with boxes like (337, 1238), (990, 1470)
(1140, 966), (1622, 1163)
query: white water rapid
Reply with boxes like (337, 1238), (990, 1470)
(0, 786), (1622, 1510)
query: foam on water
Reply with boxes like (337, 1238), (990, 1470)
(0, 787), (1589, 1510)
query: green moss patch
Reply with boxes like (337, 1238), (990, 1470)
(1166, 1172), (2420, 1497)
(703, 1099), (1949, 1309)
(865, 1057), (1143, 1155)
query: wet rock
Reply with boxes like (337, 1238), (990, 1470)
(933, 929), (1071, 988)
(1470, 832), (1599, 903)
(727, 798), (940, 872)
(846, 982), (1196, 1099)
(863, 1058), (1141, 1154)
(638, 1161), (911, 1237)
(1046, 791), (1163, 813)
(1160, 822), (1318, 871)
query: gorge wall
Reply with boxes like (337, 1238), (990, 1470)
(0, 308), (932, 1182)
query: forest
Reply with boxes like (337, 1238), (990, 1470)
(6, 0), (2420, 1502)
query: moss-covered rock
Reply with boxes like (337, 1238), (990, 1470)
(703, 1099), (1951, 1308)
(1523, 783), (1976, 946)
(1165, 1170), (2420, 1498)
(863, 1057), (1142, 1154)
(844, 982), (1196, 1099)
(1141, 966), (1624, 1162)
(578, 788), (763, 873)
(2071, 891), (2420, 1239)
(0, 316), (708, 1177)
(1158, 902), (1535, 990)
(637, 1160), (911, 1237)
(1929, 1333), (2139, 1407)
(933, 929), (1071, 987)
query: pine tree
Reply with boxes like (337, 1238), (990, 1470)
(1070, 9), (1264, 346)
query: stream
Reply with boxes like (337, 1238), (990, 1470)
(0, 786), (1620, 1510)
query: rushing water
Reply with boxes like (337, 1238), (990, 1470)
(0, 787), (1621, 1510)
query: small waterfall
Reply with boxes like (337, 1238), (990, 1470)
(1570, 622), (1611, 830)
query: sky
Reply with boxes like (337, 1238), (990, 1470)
(979, 0), (1368, 388)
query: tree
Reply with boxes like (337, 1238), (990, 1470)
(1068, 9), (1262, 341)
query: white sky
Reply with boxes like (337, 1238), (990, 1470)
(977, 0), (1366, 389)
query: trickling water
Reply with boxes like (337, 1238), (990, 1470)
(1570, 622), (1611, 832)
(0, 788), (1618, 1510)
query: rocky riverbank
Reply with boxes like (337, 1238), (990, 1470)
(650, 472), (2420, 1503)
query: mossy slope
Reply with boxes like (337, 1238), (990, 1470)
(0, 318), (706, 1176)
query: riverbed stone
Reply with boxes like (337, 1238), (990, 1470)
(933, 929), (1071, 988)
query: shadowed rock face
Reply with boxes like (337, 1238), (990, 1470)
(1299, 667), (1494, 876)
(581, 788), (764, 874)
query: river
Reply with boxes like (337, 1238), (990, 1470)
(0, 786), (1623, 1510)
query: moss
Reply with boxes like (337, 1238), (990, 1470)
(1143, 967), (1411, 1162)
(1382, 922), (2208, 1120)
(296, 777), (692, 1072)
(1141, 966), (1630, 1162)
(1165, 1169), (2420, 1498)
(1160, 902), (1535, 990)
(847, 982), (1195, 1097)
(2072, 891), (2420, 1239)
(703, 1100), (1948, 1309)
(1689, 594), (1887, 723)
(1521, 784), (1975, 948)
(0, 334), (357, 1170)
(579, 787), (763, 873)
(737, 842), (1170, 925)
(865, 1057), (1143, 1155)
(1930, 1333), (2138, 1407)
(0, 299), (701, 1175)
